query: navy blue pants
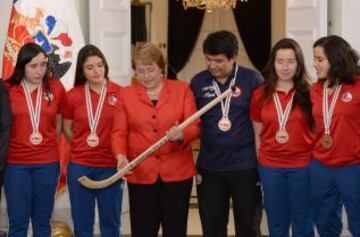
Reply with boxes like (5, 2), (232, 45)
(259, 165), (314, 237)
(311, 159), (360, 236)
(67, 162), (123, 237)
(197, 168), (258, 237)
(4, 162), (60, 237)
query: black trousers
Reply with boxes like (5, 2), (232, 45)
(254, 183), (263, 237)
(197, 168), (258, 237)
(128, 177), (193, 237)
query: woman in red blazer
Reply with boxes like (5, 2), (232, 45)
(112, 42), (200, 237)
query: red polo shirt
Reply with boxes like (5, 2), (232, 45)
(7, 79), (65, 164)
(112, 79), (200, 184)
(311, 78), (360, 167)
(63, 81), (121, 167)
(250, 85), (314, 168)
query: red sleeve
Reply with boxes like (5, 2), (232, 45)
(181, 84), (200, 145)
(111, 88), (128, 156)
(62, 90), (74, 120)
(250, 88), (262, 122)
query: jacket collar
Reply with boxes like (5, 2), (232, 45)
(134, 78), (171, 108)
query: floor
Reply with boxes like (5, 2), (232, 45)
(120, 196), (269, 237)
(118, 191), (352, 237)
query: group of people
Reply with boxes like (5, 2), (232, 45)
(254, 35), (360, 237)
(0, 29), (359, 237)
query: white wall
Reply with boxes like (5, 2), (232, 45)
(328, 0), (360, 52)
(0, 0), (89, 76)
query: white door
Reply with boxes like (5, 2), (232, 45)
(178, 10), (255, 83)
(285, 0), (327, 81)
(89, 0), (131, 86)
(149, 0), (168, 59)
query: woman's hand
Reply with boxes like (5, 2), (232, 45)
(166, 121), (184, 143)
(116, 154), (132, 180)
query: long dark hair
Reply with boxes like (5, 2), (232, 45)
(8, 42), (51, 99)
(74, 44), (109, 86)
(313, 35), (359, 87)
(261, 38), (313, 128)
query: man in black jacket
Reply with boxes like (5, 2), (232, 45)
(0, 79), (11, 193)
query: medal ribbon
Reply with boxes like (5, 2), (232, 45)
(212, 65), (238, 119)
(85, 81), (107, 135)
(273, 91), (295, 131)
(322, 81), (342, 134)
(22, 80), (42, 133)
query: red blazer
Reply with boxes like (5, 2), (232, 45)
(112, 79), (200, 184)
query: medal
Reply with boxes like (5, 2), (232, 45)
(85, 80), (107, 147)
(86, 133), (100, 147)
(321, 133), (333, 149)
(273, 91), (294, 144)
(22, 80), (43, 145)
(213, 65), (238, 132)
(275, 129), (289, 144)
(29, 131), (43, 145)
(322, 81), (342, 149)
(218, 117), (232, 131)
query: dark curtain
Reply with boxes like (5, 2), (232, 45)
(232, 0), (271, 71)
(131, 5), (147, 44)
(167, 0), (204, 79)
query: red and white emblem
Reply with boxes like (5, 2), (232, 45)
(232, 86), (242, 98)
(108, 95), (118, 105)
(342, 91), (352, 103)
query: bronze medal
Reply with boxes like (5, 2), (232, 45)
(275, 130), (289, 144)
(86, 133), (100, 147)
(22, 81), (43, 146)
(273, 92), (295, 145)
(85, 81), (107, 148)
(30, 131), (43, 145)
(321, 134), (333, 149)
(213, 66), (238, 133)
(218, 117), (232, 132)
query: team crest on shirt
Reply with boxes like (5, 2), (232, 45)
(108, 95), (118, 105)
(342, 91), (352, 103)
(43, 93), (54, 101)
(232, 86), (242, 98)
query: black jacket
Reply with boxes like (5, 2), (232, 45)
(0, 79), (11, 177)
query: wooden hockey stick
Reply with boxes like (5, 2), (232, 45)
(78, 86), (235, 189)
